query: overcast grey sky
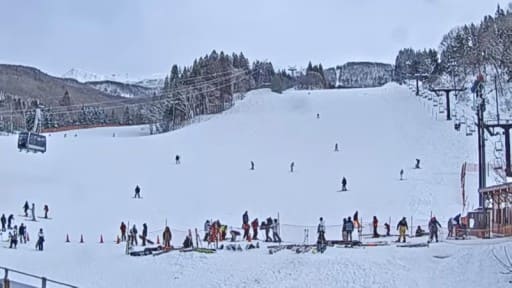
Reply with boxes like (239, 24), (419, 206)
(0, 0), (508, 78)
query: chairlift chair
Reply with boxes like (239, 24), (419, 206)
(439, 105), (445, 114)
(466, 125), (473, 136)
(496, 135), (504, 152)
(17, 108), (47, 153)
(18, 132), (46, 153)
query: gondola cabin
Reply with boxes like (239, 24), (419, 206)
(18, 132), (46, 153)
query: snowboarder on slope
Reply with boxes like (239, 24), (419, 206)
(175, 155), (180, 164)
(428, 217), (442, 243)
(316, 113), (320, 119)
(415, 159), (421, 169)
(43, 205), (49, 219)
(290, 162), (295, 173)
(396, 217), (408, 243)
(134, 185), (141, 198)
(242, 211), (250, 240)
(400, 169), (404, 180)
(250, 161), (255, 170)
(334, 143), (339, 152)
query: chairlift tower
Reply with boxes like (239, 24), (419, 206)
(429, 88), (466, 121)
(414, 74), (429, 96)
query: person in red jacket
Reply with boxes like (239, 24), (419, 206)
(251, 218), (259, 240)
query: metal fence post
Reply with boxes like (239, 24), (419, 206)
(3, 268), (9, 288)
(41, 277), (47, 288)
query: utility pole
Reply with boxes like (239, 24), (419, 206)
(475, 74), (486, 207)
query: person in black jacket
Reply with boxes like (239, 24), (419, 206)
(142, 223), (148, 246)
(242, 211), (249, 225)
(428, 217), (442, 243)
(396, 217), (408, 243)
(0, 214), (6, 231)
(134, 185), (141, 198)
(23, 201), (29, 217)
(7, 214), (14, 230)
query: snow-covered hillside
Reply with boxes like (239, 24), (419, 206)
(62, 68), (164, 88)
(0, 84), (509, 287)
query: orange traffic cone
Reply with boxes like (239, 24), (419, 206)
(66, 234), (70, 243)
(116, 235), (120, 244)
(80, 234), (84, 243)
(100, 234), (104, 244)
(156, 235), (160, 245)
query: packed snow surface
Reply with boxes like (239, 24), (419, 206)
(0, 84), (508, 287)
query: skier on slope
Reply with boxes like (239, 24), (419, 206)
(23, 201), (29, 217)
(7, 214), (14, 230)
(345, 216), (354, 241)
(130, 225), (138, 246)
(372, 216), (379, 238)
(396, 217), (408, 243)
(290, 162), (295, 173)
(265, 217), (273, 242)
(353, 211), (360, 230)
(36, 228), (44, 251)
(18, 223), (26, 244)
(341, 177), (348, 191)
(43, 205), (49, 219)
(175, 155), (180, 165)
(31, 203), (36, 221)
(203, 220), (211, 242)
(428, 217), (442, 243)
(341, 218), (348, 241)
(400, 169), (404, 180)
(9, 226), (18, 249)
(134, 185), (141, 198)
(334, 143), (339, 152)
(182, 234), (193, 248)
(415, 159), (421, 169)
(250, 161), (255, 170)
(272, 218), (282, 242)
(317, 217), (326, 244)
(447, 218), (454, 238)
(142, 223), (148, 246)
(384, 223), (390, 236)
(162, 226), (172, 248)
(251, 218), (259, 240)
(120, 222), (127, 242)
(1, 214), (6, 231)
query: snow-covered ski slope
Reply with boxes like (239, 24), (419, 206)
(1, 83), (509, 287)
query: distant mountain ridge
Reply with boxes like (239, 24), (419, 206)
(62, 68), (164, 89)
